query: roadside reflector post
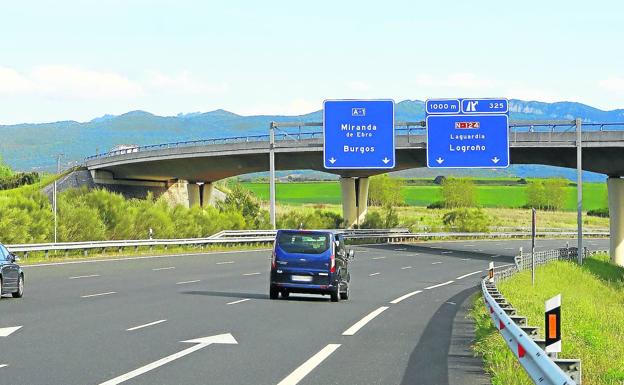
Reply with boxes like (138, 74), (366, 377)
(488, 262), (494, 282)
(531, 208), (536, 286)
(545, 294), (562, 357)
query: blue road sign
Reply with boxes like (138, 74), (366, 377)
(323, 99), (395, 169)
(426, 98), (509, 168)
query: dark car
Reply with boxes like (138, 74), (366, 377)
(0, 243), (24, 298)
(269, 230), (353, 302)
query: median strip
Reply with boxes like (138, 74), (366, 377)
(424, 281), (454, 290)
(342, 307), (389, 336)
(126, 319), (167, 331)
(81, 291), (116, 298)
(390, 290), (422, 304)
(276, 344), (341, 385)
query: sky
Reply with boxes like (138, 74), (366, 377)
(0, 0), (623, 124)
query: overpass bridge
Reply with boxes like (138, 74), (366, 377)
(85, 120), (624, 265)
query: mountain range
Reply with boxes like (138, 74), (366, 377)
(1, 99), (623, 181)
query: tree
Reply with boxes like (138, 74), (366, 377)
(441, 178), (477, 208)
(442, 208), (490, 232)
(525, 178), (568, 210)
(368, 174), (404, 206)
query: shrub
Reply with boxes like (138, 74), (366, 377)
(277, 209), (343, 230)
(0, 172), (40, 190)
(368, 174), (404, 206)
(360, 205), (399, 229)
(587, 207), (609, 218)
(442, 208), (490, 232)
(525, 178), (567, 211)
(441, 177), (477, 208)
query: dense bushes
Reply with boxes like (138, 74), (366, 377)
(588, 207), (609, 217)
(442, 208), (490, 232)
(0, 191), (53, 244)
(525, 178), (567, 210)
(368, 174), (404, 206)
(0, 172), (40, 190)
(360, 205), (399, 229)
(277, 209), (343, 229)
(440, 177), (477, 208)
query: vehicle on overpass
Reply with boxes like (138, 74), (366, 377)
(270, 230), (353, 302)
(0, 243), (24, 298)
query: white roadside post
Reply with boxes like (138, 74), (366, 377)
(488, 261), (494, 282)
(545, 294), (562, 357)
(576, 118), (583, 264)
(269, 122), (276, 230)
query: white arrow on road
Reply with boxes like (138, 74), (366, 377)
(436, 157), (444, 164)
(0, 326), (22, 337)
(382, 157), (390, 164)
(328, 157), (336, 164)
(492, 157), (500, 164)
(98, 333), (237, 385)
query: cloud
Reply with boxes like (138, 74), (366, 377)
(414, 73), (495, 88)
(0, 67), (34, 94)
(145, 71), (228, 94)
(346, 81), (371, 92)
(598, 77), (624, 93)
(503, 86), (563, 103)
(236, 98), (320, 116)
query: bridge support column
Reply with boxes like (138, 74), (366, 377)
(200, 183), (214, 207)
(340, 177), (369, 228)
(187, 183), (200, 208)
(608, 177), (624, 266)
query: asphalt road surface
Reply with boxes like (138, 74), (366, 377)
(0, 238), (608, 385)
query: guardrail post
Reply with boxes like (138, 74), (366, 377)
(44, 250), (49, 259)
(118, 246), (123, 254)
(83, 249), (88, 257)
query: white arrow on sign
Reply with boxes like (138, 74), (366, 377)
(492, 157), (500, 164)
(98, 333), (237, 385)
(436, 157), (444, 164)
(382, 157), (390, 164)
(328, 157), (336, 164)
(0, 326), (22, 337)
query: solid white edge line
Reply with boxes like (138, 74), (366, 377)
(342, 307), (389, 336)
(176, 280), (201, 285)
(276, 344), (341, 385)
(69, 274), (100, 279)
(81, 291), (116, 298)
(368, 272), (380, 276)
(226, 298), (250, 305)
(390, 290), (422, 304)
(424, 281), (454, 290)
(456, 271), (482, 280)
(23, 248), (271, 268)
(126, 319), (167, 331)
(152, 267), (175, 271)
(243, 272), (261, 276)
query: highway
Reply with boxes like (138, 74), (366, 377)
(0, 238), (608, 385)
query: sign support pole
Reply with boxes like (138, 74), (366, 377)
(269, 122), (276, 230)
(576, 118), (583, 264)
(531, 207), (536, 286)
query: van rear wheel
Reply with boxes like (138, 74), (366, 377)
(330, 288), (340, 302)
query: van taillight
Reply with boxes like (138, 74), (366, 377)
(271, 250), (276, 269)
(330, 253), (336, 273)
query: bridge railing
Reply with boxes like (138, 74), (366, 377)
(85, 120), (624, 162)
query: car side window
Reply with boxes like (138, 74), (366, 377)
(0, 245), (7, 261)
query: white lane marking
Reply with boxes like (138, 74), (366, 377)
(216, 261), (235, 265)
(342, 307), (389, 336)
(394, 248), (407, 251)
(425, 281), (454, 290)
(476, 249), (484, 252)
(98, 333), (237, 385)
(23, 248), (270, 268)
(69, 274), (100, 280)
(81, 291), (116, 298)
(504, 247), (514, 250)
(446, 301), (456, 305)
(176, 280), (201, 285)
(390, 290), (422, 304)
(126, 319), (167, 331)
(464, 244), (475, 247)
(226, 298), (250, 305)
(441, 251), (453, 254)
(491, 254), (501, 258)
(411, 253), (421, 256)
(461, 258), (470, 261)
(276, 344), (341, 385)
(431, 261), (443, 265)
(152, 266), (175, 271)
(0, 326), (22, 337)
(371, 256), (386, 260)
(369, 272), (380, 276)
(355, 250), (368, 253)
(456, 271), (482, 280)
(401, 266), (412, 270)
(430, 246), (442, 249)
(0, 364), (6, 368)
(243, 272), (261, 276)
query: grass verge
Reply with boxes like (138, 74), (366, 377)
(470, 254), (624, 384)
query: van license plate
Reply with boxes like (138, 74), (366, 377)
(291, 275), (312, 282)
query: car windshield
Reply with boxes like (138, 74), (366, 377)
(277, 232), (330, 254)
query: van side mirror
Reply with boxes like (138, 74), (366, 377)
(334, 240), (340, 247)
(348, 250), (355, 259)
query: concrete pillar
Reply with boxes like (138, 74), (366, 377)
(608, 177), (624, 266)
(187, 183), (200, 208)
(340, 177), (370, 228)
(200, 183), (214, 207)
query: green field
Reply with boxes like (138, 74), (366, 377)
(241, 182), (608, 211)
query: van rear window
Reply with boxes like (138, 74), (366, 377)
(277, 232), (330, 254)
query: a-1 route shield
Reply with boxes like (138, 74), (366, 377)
(323, 99), (395, 169)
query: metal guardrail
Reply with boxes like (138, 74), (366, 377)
(84, 121), (624, 161)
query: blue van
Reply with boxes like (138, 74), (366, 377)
(270, 230), (353, 302)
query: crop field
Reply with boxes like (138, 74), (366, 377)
(241, 181), (608, 211)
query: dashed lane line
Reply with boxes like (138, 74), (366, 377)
(342, 307), (389, 336)
(441, 251), (453, 254)
(152, 267), (175, 271)
(243, 272), (261, 276)
(371, 256), (386, 260)
(126, 320), (167, 331)
(390, 290), (422, 304)
(69, 274), (100, 280)
(369, 272), (380, 276)
(400, 266), (412, 270)
(456, 271), (482, 280)
(491, 254), (501, 258)
(176, 280), (201, 285)
(424, 281), (454, 290)
(226, 298), (250, 305)
(276, 344), (341, 385)
(216, 261), (235, 265)
(81, 291), (116, 298)
(431, 262), (443, 265)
